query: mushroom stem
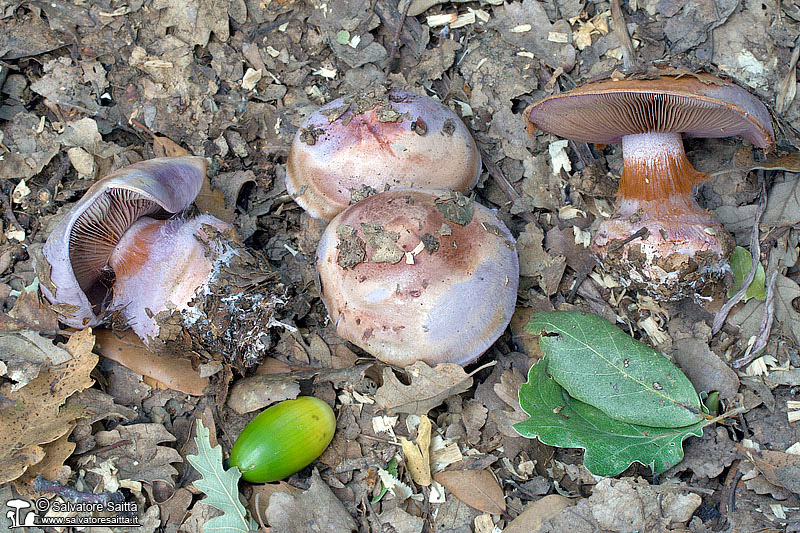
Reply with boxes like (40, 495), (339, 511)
(592, 131), (734, 293)
(619, 132), (706, 202)
(613, 131), (723, 229)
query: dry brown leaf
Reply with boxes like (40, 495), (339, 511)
(375, 362), (473, 415)
(250, 481), (302, 523)
(226, 375), (300, 414)
(89, 423), (183, 490)
(152, 135), (190, 157)
(227, 364), (370, 414)
(0, 328), (96, 484)
(159, 487), (194, 531)
(94, 329), (209, 396)
(266, 469), (357, 533)
(401, 415), (432, 486)
(0, 330), (73, 392)
(195, 176), (233, 224)
(777, 39), (800, 114)
(504, 494), (575, 532)
(433, 469), (506, 515)
(737, 444), (800, 493)
(14, 431), (76, 498)
(670, 336), (740, 401)
(1, 286), (59, 333)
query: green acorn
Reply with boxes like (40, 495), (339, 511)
(229, 396), (336, 483)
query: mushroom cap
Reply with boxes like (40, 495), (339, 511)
(39, 156), (206, 328)
(525, 74), (774, 148)
(287, 88), (482, 221)
(316, 188), (519, 367)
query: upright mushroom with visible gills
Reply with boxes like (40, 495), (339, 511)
(287, 87), (482, 221)
(524, 73), (775, 299)
(37, 156), (286, 368)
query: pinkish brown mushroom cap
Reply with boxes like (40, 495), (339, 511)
(39, 156), (206, 328)
(316, 188), (519, 367)
(525, 73), (774, 148)
(287, 88), (482, 221)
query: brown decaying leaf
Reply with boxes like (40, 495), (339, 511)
(250, 482), (301, 524)
(401, 415), (432, 486)
(227, 363), (371, 414)
(374, 361), (473, 415)
(0, 328), (96, 484)
(227, 375), (300, 415)
(159, 487), (194, 531)
(2, 286), (59, 333)
(0, 330), (73, 392)
(14, 431), (76, 499)
(94, 329), (209, 396)
(503, 494), (575, 533)
(433, 469), (506, 515)
(266, 469), (357, 533)
(776, 38), (800, 114)
(91, 423), (183, 488)
(736, 444), (800, 494)
(671, 337), (739, 400)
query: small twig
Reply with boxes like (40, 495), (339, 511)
(0, 185), (23, 233)
(567, 266), (593, 303)
(479, 147), (536, 224)
(721, 459), (741, 524)
(73, 439), (132, 458)
(648, 485), (716, 496)
(732, 271), (779, 368)
(704, 405), (747, 425)
(385, 0), (413, 72)
(610, 0), (637, 70)
(34, 476), (124, 505)
(359, 433), (401, 446)
(44, 155), (72, 203)
(713, 182), (768, 335)
(607, 227), (649, 251)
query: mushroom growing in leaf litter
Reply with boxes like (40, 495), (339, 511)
(316, 188), (519, 367)
(37, 156), (287, 369)
(287, 87), (482, 221)
(525, 73), (774, 299)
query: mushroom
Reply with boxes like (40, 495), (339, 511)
(38, 156), (286, 367)
(287, 87), (482, 221)
(316, 188), (519, 367)
(524, 73), (774, 299)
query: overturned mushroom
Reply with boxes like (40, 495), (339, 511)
(316, 188), (519, 367)
(287, 87), (482, 221)
(525, 73), (774, 299)
(37, 157), (286, 368)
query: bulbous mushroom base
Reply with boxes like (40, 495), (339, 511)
(110, 219), (289, 370)
(592, 209), (735, 301)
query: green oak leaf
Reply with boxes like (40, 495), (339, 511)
(728, 246), (766, 301)
(514, 361), (705, 476)
(187, 420), (258, 533)
(526, 311), (702, 428)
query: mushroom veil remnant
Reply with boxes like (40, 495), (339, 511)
(525, 73), (775, 299)
(316, 188), (519, 367)
(287, 87), (482, 221)
(38, 156), (286, 368)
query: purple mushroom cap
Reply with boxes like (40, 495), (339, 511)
(287, 88), (482, 221)
(316, 188), (519, 367)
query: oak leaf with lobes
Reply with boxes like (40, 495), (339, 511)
(0, 328), (97, 484)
